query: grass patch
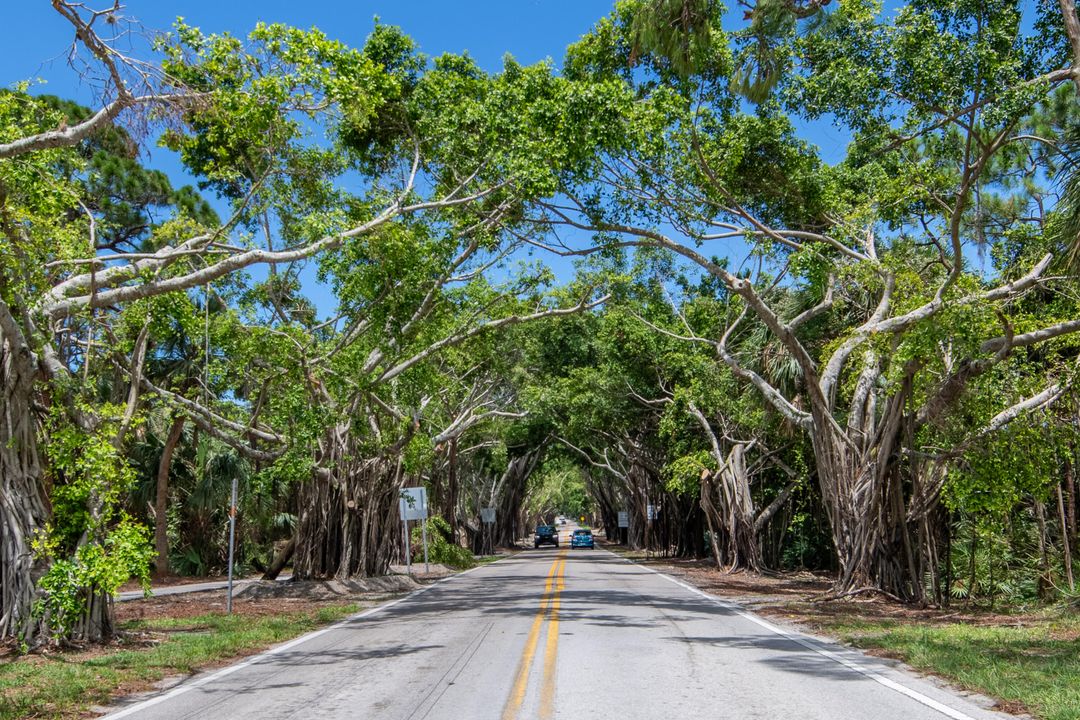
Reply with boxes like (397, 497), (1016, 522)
(823, 615), (1080, 720)
(0, 603), (361, 720)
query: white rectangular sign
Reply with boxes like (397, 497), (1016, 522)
(646, 505), (657, 521)
(617, 511), (629, 528)
(480, 507), (496, 524)
(399, 487), (428, 521)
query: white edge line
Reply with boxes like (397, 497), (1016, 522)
(99, 559), (508, 719)
(607, 549), (981, 720)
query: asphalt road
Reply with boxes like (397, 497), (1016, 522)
(103, 541), (1010, 720)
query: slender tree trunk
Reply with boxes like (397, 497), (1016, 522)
(448, 437), (459, 542)
(1036, 499), (1051, 600)
(262, 534), (295, 581)
(944, 513), (953, 608)
(1057, 483), (1075, 592)
(968, 525), (978, 605)
(154, 415), (185, 577)
(1066, 456), (1076, 550)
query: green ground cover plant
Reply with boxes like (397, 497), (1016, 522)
(822, 615), (1080, 720)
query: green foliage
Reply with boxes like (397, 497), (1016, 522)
(7, 0), (1080, 656)
(664, 451), (713, 495)
(33, 409), (155, 635)
(630, 0), (723, 78)
(948, 513), (1043, 604)
(528, 459), (595, 518)
(35, 520), (154, 637)
(411, 516), (476, 569)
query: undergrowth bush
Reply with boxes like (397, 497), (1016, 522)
(411, 516), (476, 569)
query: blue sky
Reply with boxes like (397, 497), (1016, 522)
(2, 2), (613, 104)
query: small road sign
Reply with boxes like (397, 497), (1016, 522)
(617, 511), (629, 528)
(646, 505), (657, 521)
(481, 507), (496, 524)
(399, 487), (428, 521)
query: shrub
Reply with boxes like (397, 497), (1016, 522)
(410, 516), (476, 569)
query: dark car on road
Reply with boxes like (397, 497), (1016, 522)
(534, 525), (559, 548)
(570, 528), (594, 549)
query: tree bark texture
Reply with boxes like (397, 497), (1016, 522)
(808, 385), (935, 602)
(262, 534), (296, 581)
(472, 449), (541, 551)
(293, 446), (404, 580)
(701, 444), (761, 572)
(0, 315), (50, 644)
(586, 469), (621, 541)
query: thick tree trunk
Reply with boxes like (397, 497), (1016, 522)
(810, 402), (925, 601)
(154, 415), (185, 577)
(68, 585), (113, 644)
(700, 444), (762, 572)
(719, 444), (761, 571)
(673, 494), (705, 558)
(700, 473), (724, 570)
(585, 470), (620, 541)
(472, 449), (541, 551)
(294, 449), (403, 580)
(0, 316), (50, 645)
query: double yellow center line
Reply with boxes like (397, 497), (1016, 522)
(501, 550), (568, 720)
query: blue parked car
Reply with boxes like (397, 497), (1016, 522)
(570, 528), (594, 549)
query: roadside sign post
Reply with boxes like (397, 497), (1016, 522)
(402, 509), (412, 575)
(226, 475), (238, 614)
(481, 507), (496, 555)
(645, 503), (658, 558)
(618, 510), (629, 546)
(421, 518), (429, 574)
(400, 487), (429, 574)
(422, 517), (429, 574)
